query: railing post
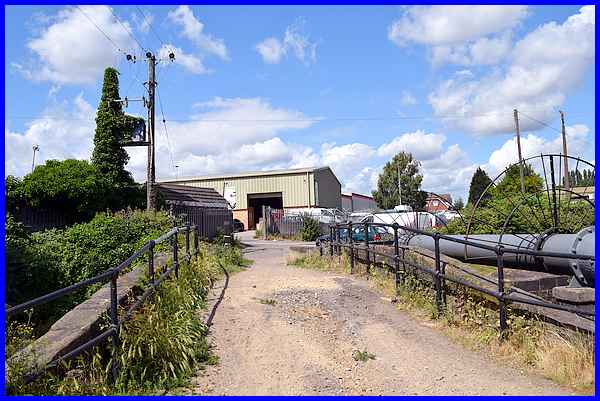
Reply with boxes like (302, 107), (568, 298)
(148, 240), (155, 285)
(433, 233), (443, 313)
(348, 222), (354, 274)
(393, 223), (400, 292)
(110, 272), (119, 384)
(185, 224), (190, 258)
(364, 222), (370, 275)
(329, 225), (334, 256)
(173, 229), (179, 279)
(336, 225), (341, 256)
(194, 225), (199, 255)
(496, 246), (508, 339)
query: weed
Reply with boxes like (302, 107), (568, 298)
(352, 349), (376, 362)
(258, 298), (277, 306)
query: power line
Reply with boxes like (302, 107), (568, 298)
(519, 111), (562, 134)
(109, 7), (147, 54)
(156, 87), (176, 174)
(5, 109), (583, 125)
(135, 6), (167, 49)
(76, 6), (127, 56)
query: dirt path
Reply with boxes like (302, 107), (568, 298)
(188, 233), (572, 396)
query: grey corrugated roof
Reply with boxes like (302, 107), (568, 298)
(159, 166), (334, 183)
(157, 183), (229, 209)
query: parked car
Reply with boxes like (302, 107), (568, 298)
(315, 225), (389, 246)
(233, 218), (245, 232)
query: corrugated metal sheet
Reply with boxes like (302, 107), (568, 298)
(164, 167), (341, 210)
(156, 183), (229, 209)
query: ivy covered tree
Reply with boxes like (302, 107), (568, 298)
(372, 152), (427, 210)
(467, 167), (492, 206)
(92, 67), (134, 186)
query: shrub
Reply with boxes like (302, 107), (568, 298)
(6, 210), (174, 331)
(300, 215), (321, 242)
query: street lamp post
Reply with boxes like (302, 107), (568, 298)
(31, 145), (39, 173)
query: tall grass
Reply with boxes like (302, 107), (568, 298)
(6, 244), (246, 395)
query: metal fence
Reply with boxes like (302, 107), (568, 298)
(6, 224), (202, 388)
(263, 207), (338, 238)
(169, 204), (233, 240)
(10, 206), (72, 232)
(322, 222), (594, 337)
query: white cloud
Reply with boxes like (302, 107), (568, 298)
(377, 130), (446, 160)
(400, 90), (417, 106)
(5, 94), (96, 177)
(255, 19), (317, 65)
(19, 6), (134, 84)
(389, 6), (527, 67)
(125, 97), (317, 181)
(255, 37), (285, 64)
(167, 5), (228, 60)
(428, 6), (595, 135)
(388, 6), (528, 46)
(158, 44), (208, 74)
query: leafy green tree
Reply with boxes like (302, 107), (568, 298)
(493, 163), (543, 195)
(467, 167), (492, 206)
(92, 67), (134, 186)
(453, 197), (464, 210)
(20, 159), (112, 220)
(372, 152), (427, 210)
(301, 215), (321, 241)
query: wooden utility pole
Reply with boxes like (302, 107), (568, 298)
(559, 110), (570, 190)
(513, 109), (525, 193)
(146, 52), (157, 211)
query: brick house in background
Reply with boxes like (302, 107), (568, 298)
(425, 192), (453, 213)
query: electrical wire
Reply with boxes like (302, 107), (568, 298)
(519, 111), (563, 134)
(109, 7), (147, 54)
(156, 87), (176, 174)
(135, 6), (168, 49)
(76, 6), (128, 57)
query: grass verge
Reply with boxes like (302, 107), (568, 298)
(6, 243), (248, 395)
(288, 252), (595, 395)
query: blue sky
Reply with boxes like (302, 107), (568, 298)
(4, 5), (596, 201)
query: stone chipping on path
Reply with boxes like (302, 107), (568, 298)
(185, 233), (573, 396)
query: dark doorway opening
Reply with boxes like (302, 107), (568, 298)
(247, 192), (283, 229)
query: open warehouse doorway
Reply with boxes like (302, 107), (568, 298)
(247, 192), (283, 229)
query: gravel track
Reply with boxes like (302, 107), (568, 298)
(187, 233), (572, 396)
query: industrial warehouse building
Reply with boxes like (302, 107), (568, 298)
(341, 192), (378, 212)
(160, 166), (341, 230)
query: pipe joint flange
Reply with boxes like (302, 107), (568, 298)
(569, 226), (594, 287)
(534, 228), (555, 270)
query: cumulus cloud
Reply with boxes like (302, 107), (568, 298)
(377, 130), (446, 160)
(256, 19), (317, 65)
(428, 6), (595, 135)
(389, 6), (527, 67)
(167, 5), (228, 60)
(255, 37), (285, 64)
(158, 44), (208, 74)
(5, 94), (96, 177)
(17, 6), (134, 85)
(388, 6), (528, 46)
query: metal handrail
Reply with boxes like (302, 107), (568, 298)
(322, 222), (595, 338)
(6, 223), (202, 387)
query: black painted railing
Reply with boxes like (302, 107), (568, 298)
(321, 222), (594, 338)
(6, 224), (201, 387)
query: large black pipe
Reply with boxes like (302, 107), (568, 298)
(405, 228), (595, 286)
